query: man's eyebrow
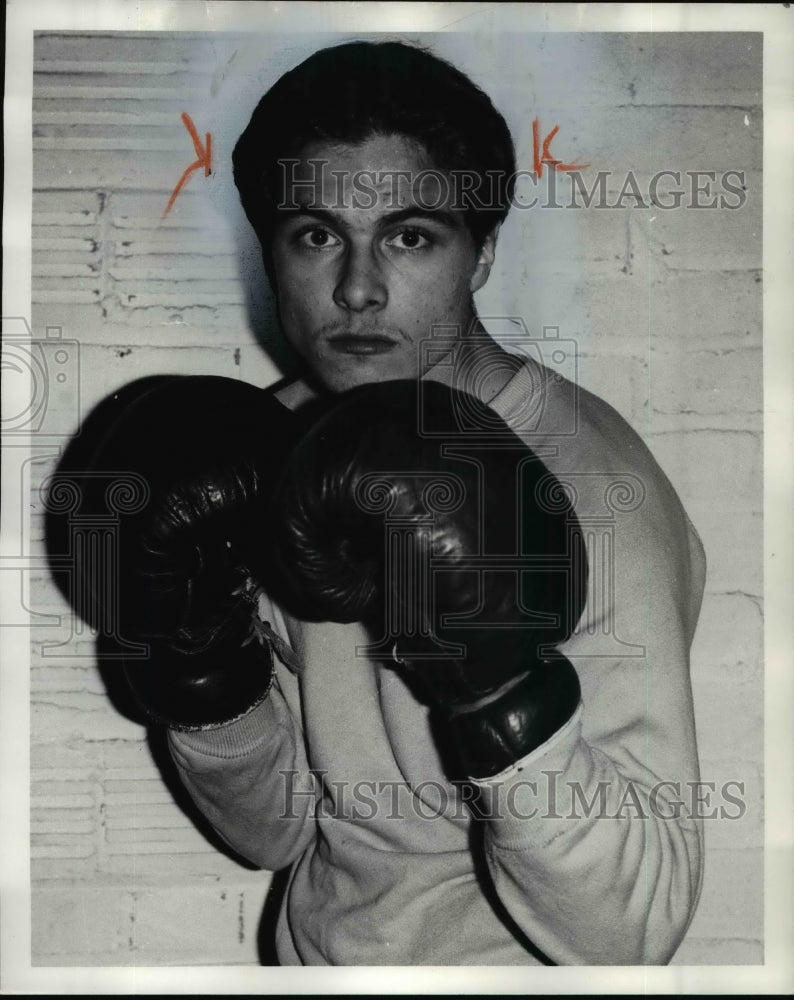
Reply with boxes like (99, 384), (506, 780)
(276, 204), (462, 230)
(376, 207), (462, 229)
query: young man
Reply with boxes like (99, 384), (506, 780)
(111, 41), (707, 965)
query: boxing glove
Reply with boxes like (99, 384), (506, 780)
(48, 375), (303, 730)
(275, 379), (588, 778)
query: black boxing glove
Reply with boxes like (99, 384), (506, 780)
(48, 375), (302, 730)
(275, 379), (588, 778)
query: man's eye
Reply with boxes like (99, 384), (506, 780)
(385, 228), (432, 251)
(298, 227), (341, 249)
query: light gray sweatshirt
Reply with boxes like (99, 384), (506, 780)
(168, 361), (707, 965)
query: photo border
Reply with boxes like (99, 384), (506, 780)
(2, 2), (792, 994)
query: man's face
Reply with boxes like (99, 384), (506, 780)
(269, 134), (496, 393)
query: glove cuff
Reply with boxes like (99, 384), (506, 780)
(123, 630), (275, 731)
(446, 655), (581, 780)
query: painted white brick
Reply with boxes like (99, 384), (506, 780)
(33, 236), (99, 253)
(34, 57), (212, 76)
(32, 783), (95, 806)
(33, 188), (102, 219)
(643, 411), (762, 435)
(100, 740), (156, 769)
(33, 634), (104, 661)
(111, 289), (246, 310)
(100, 849), (257, 881)
(104, 803), (203, 831)
(32, 663), (108, 695)
(28, 343), (247, 427)
(30, 301), (107, 338)
(482, 288), (759, 437)
(648, 347), (761, 420)
(509, 106), (761, 184)
(32, 858), (93, 882)
(132, 885), (262, 961)
(576, 267), (761, 356)
(106, 826), (213, 847)
(683, 847), (763, 944)
(31, 815), (96, 835)
(34, 109), (182, 127)
(112, 235), (238, 258)
(29, 303), (261, 348)
(436, 32), (761, 117)
(687, 506), (761, 596)
(690, 594), (763, 779)
(672, 937), (763, 965)
(601, 167), (758, 215)
(104, 780), (175, 801)
(31, 738), (105, 772)
(698, 757), (763, 852)
(630, 190), (761, 273)
(99, 298), (254, 334)
(644, 430), (762, 516)
(110, 190), (231, 230)
(691, 591), (762, 678)
(33, 831), (98, 852)
(33, 287), (102, 305)
(573, 350), (648, 428)
(32, 887), (134, 960)
(532, 207), (632, 278)
(33, 82), (207, 103)
(34, 263), (98, 279)
(597, 33), (761, 109)
(31, 696), (145, 745)
(34, 150), (195, 192)
(33, 33), (220, 63)
(108, 261), (241, 280)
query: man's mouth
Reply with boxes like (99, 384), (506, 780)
(327, 334), (399, 356)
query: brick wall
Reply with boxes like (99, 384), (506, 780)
(28, 31), (762, 966)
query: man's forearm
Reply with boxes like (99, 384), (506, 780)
(168, 677), (318, 872)
(473, 707), (703, 965)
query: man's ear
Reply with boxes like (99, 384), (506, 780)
(470, 224), (500, 294)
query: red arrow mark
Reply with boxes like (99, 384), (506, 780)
(162, 112), (212, 220)
(532, 118), (590, 177)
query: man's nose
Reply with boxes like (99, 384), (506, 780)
(332, 245), (387, 312)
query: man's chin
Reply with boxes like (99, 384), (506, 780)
(313, 358), (420, 394)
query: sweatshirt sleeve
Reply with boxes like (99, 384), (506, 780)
(469, 486), (708, 965)
(168, 626), (318, 873)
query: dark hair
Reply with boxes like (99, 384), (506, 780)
(232, 40), (516, 250)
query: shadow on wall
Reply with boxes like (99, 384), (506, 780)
(96, 631), (289, 966)
(257, 867), (291, 965)
(42, 379), (287, 964)
(232, 209), (303, 381)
